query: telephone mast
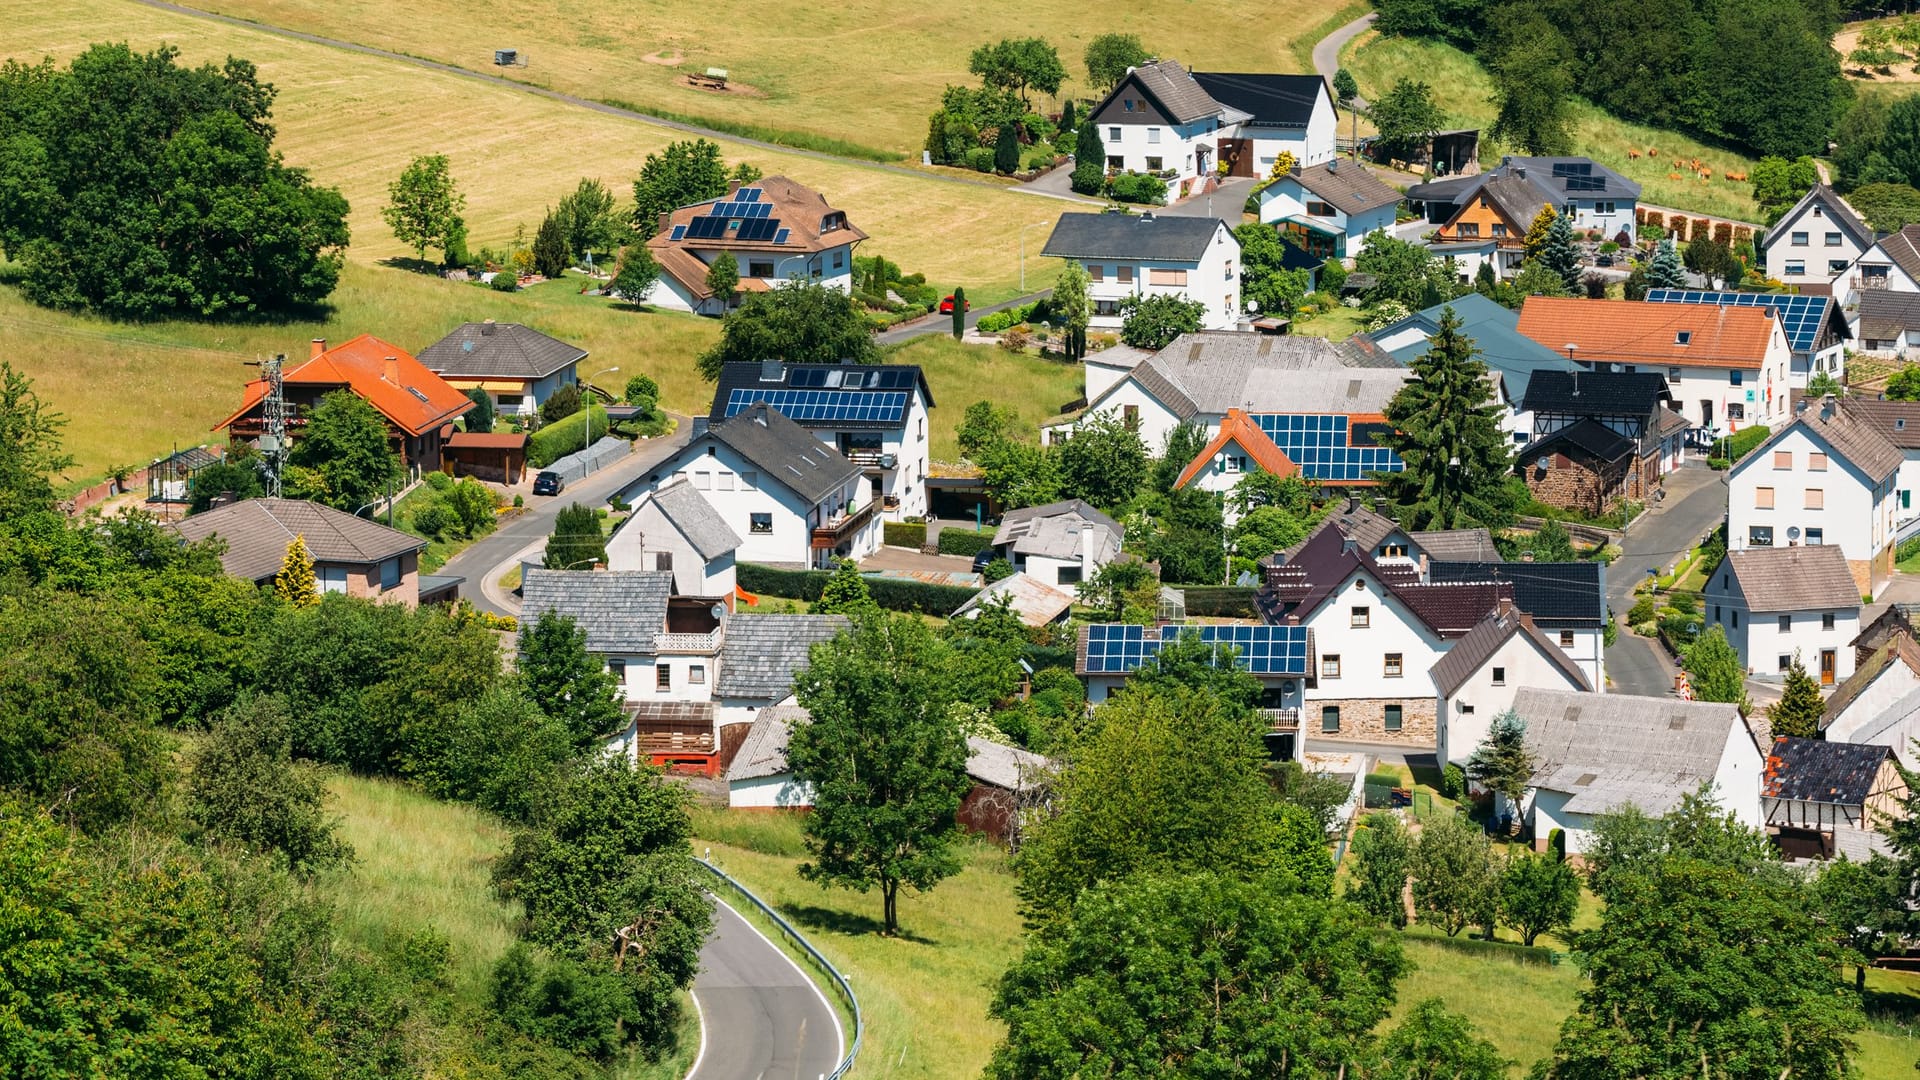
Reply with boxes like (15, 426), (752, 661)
(249, 353), (289, 497)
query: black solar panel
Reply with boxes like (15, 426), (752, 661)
(1252, 413), (1404, 483)
(1564, 174), (1606, 192)
(1644, 289), (1830, 353)
(724, 389), (910, 425)
(737, 187), (762, 202)
(1081, 624), (1311, 675)
(1551, 162), (1592, 178)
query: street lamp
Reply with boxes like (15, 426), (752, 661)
(580, 366), (619, 476)
(1019, 220), (1052, 291)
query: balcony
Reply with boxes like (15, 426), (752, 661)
(1258, 707), (1301, 731)
(654, 627), (723, 654)
(844, 448), (897, 469)
(812, 498), (879, 548)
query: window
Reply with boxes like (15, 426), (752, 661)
(1086, 263), (1104, 281)
(1830, 260), (1851, 274)
(1727, 403), (1745, 422)
(1351, 605), (1371, 627)
(1809, 452), (1828, 471)
(1384, 705), (1403, 732)
(1714, 605), (1721, 621)
(717, 472), (736, 491)
(1321, 655), (1341, 679)
(1559, 630), (1575, 648)
(1122, 404), (1140, 428)
(498, 394), (524, 410)
(379, 556), (401, 591)
(1669, 366), (1682, 378)
(318, 565), (348, 594)
(918, 417), (925, 441)
(1826, 232), (1843, 246)
(1906, 490), (1913, 509)
(1147, 127), (1161, 144)
(1675, 331), (1692, 345)
(749, 512), (773, 534)
(655, 664), (671, 690)
(1791, 231), (1809, 245)
(1457, 222), (1480, 239)
(608, 659), (626, 684)
(1145, 156), (1164, 172)
(1754, 487), (1774, 509)
(1491, 223), (1508, 238)
(1106, 155), (1124, 170)
(1148, 268), (1187, 286)
(1823, 612), (1837, 631)
(1807, 527), (1824, 544)
(1380, 543), (1407, 559)
(1779, 615), (1792, 632)
(1774, 451), (1793, 469)
(1596, 201), (1616, 215)
(1729, 369), (1743, 386)
(1779, 654), (1792, 673)
(1786, 261), (1806, 276)
(1057, 566), (1083, 585)
(1321, 706), (1341, 733)
(1750, 525), (1774, 546)
(1732, 610), (1740, 628)
(1306, 200), (1336, 217)
(1094, 298), (1121, 316)
(1459, 703), (1476, 715)
(654, 551), (673, 572)
(690, 664), (706, 685)
(832, 251), (845, 270)
(693, 471), (711, 489)
(1384, 653), (1403, 677)
(1117, 265), (1134, 283)
(1108, 126), (1121, 141)
(1492, 666), (1507, 686)
(749, 260), (775, 277)
(1806, 488), (1824, 510)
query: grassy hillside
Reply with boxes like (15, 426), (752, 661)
(1342, 33), (1763, 223)
(886, 335), (1087, 462)
(188, 0), (1357, 155)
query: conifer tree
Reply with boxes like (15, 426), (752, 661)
(1646, 236), (1686, 288)
(1523, 204), (1558, 260)
(1376, 308), (1514, 530)
(815, 559), (877, 615)
(275, 535), (320, 608)
(1071, 123), (1106, 195)
(1768, 654), (1826, 739)
(1540, 210), (1582, 292)
(994, 124), (1021, 175)
(1466, 709), (1534, 812)
(532, 209), (570, 278)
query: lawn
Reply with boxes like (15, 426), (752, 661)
(188, 0), (1354, 156)
(1341, 34), (1762, 223)
(885, 335), (1087, 462)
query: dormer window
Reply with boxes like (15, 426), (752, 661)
(1900, 419), (1908, 431)
(821, 212), (845, 233)
(1675, 331), (1691, 345)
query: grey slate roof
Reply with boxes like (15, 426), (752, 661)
(1117, 60), (1228, 125)
(1514, 687), (1747, 817)
(726, 703), (807, 782)
(1041, 213), (1231, 264)
(1713, 546), (1861, 613)
(645, 479), (741, 562)
(1283, 160), (1403, 215)
(519, 569), (674, 653)
(1430, 609), (1592, 697)
(416, 321), (586, 379)
(716, 614), (850, 699)
(710, 402), (863, 505)
(1857, 290), (1920, 340)
(1112, 332), (1408, 420)
(173, 497), (426, 584)
(1409, 529), (1499, 564)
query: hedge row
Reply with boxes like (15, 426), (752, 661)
(1179, 586), (1259, 619)
(883, 521), (927, 548)
(528, 405), (610, 469)
(737, 562), (979, 616)
(1394, 928), (1558, 967)
(1710, 424), (1770, 465)
(936, 528), (995, 557)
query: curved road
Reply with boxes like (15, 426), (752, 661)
(1312, 12), (1377, 108)
(690, 896), (844, 1080)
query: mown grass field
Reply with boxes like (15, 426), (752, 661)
(190, 0), (1355, 155)
(1341, 33), (1763, 223)
(886, 336), (1088, 462)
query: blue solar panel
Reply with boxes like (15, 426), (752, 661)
(773, 228), (790, 245)
(668, 224), (686, 241)
(1082, 624), (1311, 676)
(1249, 414), (1404, 483)
(1643, 289), (1830, 353)
(724, 389), (910, 425)
(737, 187), (762, 202)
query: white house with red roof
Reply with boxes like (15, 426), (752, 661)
(643, 176), (866, 315)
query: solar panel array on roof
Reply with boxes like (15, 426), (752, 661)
(1082, 624), (1311, 676)
(1252, 414), (1405, 482)
(724, 389), (909, 424)
(1644, 289), (1830, 353)
(711, 201), (773, 219)
(736, 218), (781, 242)
(788, 368), (917, 389)
(684, 216), (729, 240)
(737, 188), (762, 202)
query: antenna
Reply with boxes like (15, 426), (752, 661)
(248, 353), (289, 497)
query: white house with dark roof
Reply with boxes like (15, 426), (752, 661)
(1427, 560), (1608, 691)
(1705, 545), (1861, 686)
(1255, 160), (1401, 258)
(1760, 185), (1873, 296)
(1835, 396), (1920, 526)
(713, 614), (850, 731)
(1853, 291), (1920, 359)
(1512, 688), (1764, 855)
(1041, 213), (1240, 330)
(1086, 62), (1337, 186)
(1407, 156), (1639, 238)
(1431, 607), (1593, 767)
(708, 361), (933, 521)
(644, 176), (865, 315)
(989, 499), (1123, 587)
(620, 403), (877, 568)
(1844, 223), (1920, 312)
(415, 320), (586, 417)
(605, 478), (741, 595)
(1823, 629), (1920, 769)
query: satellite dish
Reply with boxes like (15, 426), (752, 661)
(710, 602), (728, 619)
(1536, 456), (1551, 470)
(1787, 526), (1801, 541)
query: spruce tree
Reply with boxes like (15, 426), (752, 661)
(1466, 709), (1535, 814)
(1058, 99), (1077, 134)
(543, 503), (606, 569)
(815, 558), (877, 615)
(532, 209), (571, 279)
(1646, 236), (1686, 288)
(1376, 307), (1513, 530)
(1072, 122), (1106, 195)
(1767, 654), (1826, 739)
(1540, 211), (1582, 292)
(994, 124), (1021, 175)
(275, 535), (320, 608)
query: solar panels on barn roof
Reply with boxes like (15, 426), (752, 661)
(1251, 413), (1405, 483)
(1643, 289), (1832, 354)
(1080, 623), (1311, 676)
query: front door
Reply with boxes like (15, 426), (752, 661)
(1700, 400), (1714, 429)
(1821, 649), (1837, 686)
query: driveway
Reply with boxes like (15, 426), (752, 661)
(1312, 12), (1378, 108)
(1013, 164), (1106, 206)
(1159, 176), (1256, 220)
(876, 288), (1053, 347)
(1604, 462), (1729, 697)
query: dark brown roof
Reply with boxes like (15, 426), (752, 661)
(1763, 736), (1895, 807)
(1713, 545), (1861, 613)
(416, 322), (586, 380)
(1749, 401), (1904, 483)
(1393, 581), (1513, 638)
(1430, 608), (1593, 697)
(1288, 161), (1402, 216)
(173, 498), (425, 583)
(1855, 291), (1920, 342)
(1837, 396), (1920, 450)
(1875, 224), (1920, 283)
(1259, 520), (1506, 638)
(446, 432), (530, 449)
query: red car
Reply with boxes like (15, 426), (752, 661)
(939, 294), (970, 314)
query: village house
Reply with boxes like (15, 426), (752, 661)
(216, 335), (473, 475)
(1087, 61), (1336, 187)
(604, 477), (742, 596)
(173, 497), (457, 606)
(1852, 291), (1920, 359)
(1515, 296), (1793, 435)
(1427, 560), (1608, 690)
(1264, 501), (1498, 573)
(1836, 396), (1920, 529)
(415, 320), (586, 418)
(1511, 688), (1764, 856)
(1842, 222), (1920, 312)
(1762, 737), (1908, 861)
(1430, 607), (1593, 767)
(988, 499), (1123, 588)
(1041, 212), (1241, 331)
(620, 403), (878, 568)
(1704, 545), (1861, 685)
(1644, 289), (1851, 386)
(1254, 159), (1401, 259)
(1075, 622), (1315, 759)
(707, 361), (934, 521)
(1727, 395), (1901, 599)
(1515, 370), (1689, 515)
(1822, 618), (1920, 769)
(1363, 293), (1580, 443)
(1759, 185), (1873, 297)
(1407, 157), (1640, 277)
(644, 176), (865, 315)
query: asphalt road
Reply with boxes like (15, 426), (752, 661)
(1313, 13), (1377, 108)
(439, 420), (693, 616)
(876, 288), (1053, 346)
(688, 895), (844, 1080)
(1603, 462), (1729, 697)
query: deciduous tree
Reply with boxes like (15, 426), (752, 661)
(969, 38), (1066, 107)
(1410, 811), (1499, 936)
(1751, 155), (1821, 224)
(609, 246), (659, 305)
(1333, 67), (1361, 153)
(1083, 33), (1149, 93)
(1499, 851), (1579, 946)
(1052, 260), (1090, 358)
(1234, 223), (1311, 317)
(384, 154), (467, 262)
(1118, 293), (1206, 350)
(1370, 78), (1443, 164)
(1056, 411), (1149, 511)
(1810, 854), (1904, 991)
(516, 610), (624, 752)
(1376, 307), (1515, 530)
(1488, 30), (1576, 156)
(1377, 999), (1510, 1080)
(289, 391), (403, 512)
(1346, 811), (1414, 927)
(1684, 625), (1750, 711)
(0, 362), (73, 521)
(444, 478), (497, 539)
(703, 250), (739, 309)
(697, 281), (877, 380)
(554, 176), (623, 263)
(631, 139), (729, 236)
(188, 695), (351, 873)
(814, 558), (878, 615)
(1356, 230), (1452, 307)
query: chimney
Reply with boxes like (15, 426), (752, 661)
(310, 338), (325, 360)
(1518, 611), (1534, 628)
(1497, 594), (1514, 617)
(1796, 396), (1810, 416)
(1341, 536), (1357, 557)
(481, 319), (496, 336)
(1345, 494), (1359, 513)
(1418, 552), (1430, 581)
(1821, 393), (1837, 421)
(657, 211), (671, 235)
(384, 356), (399, 385)
(1514, 165), (1527, 179)
(1285, 613), (1300, 626)
(1080, 522), (1097, 582)
(727, 178), (742, 195)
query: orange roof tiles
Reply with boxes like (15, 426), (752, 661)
(1174, 409), (1300, 489)
(218, 334), (474, 436)
(1515, 297), (1776, 370)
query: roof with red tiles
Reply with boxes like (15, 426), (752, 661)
(217, 334), (474, 436)
(1515, 296), (1777, 370)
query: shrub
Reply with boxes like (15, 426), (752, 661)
(1627, 594), (1656, 626)
(623, 374), (659, 405)
(978, 300), (1044, 334)
(608, 495), (630, 512)
(1710, 424), (1770, 464)
(936, 528), (995, 557)
(411, 502), (453, 538)
(963, 147), (996, 173)
(513, 494), (525, 508)
(883, 521), (927, 548)
(983, 557), (1015, 583)
(1548, 828), (1566, 862)
(489, 271), (518, 292)
(527, 405), (610, 469)
(1440, 763), (1466, 800)
(1707, 456), (1730, 470)
(424, 471), (453, 492)
(999, 326), (1032, 352)
(1108, 172), (1168, 205)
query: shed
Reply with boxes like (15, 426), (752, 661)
(1762, 737), (1908, 860)
(444, 431), (529, 485)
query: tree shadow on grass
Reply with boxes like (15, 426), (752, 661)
(376, 255), (451, 276)
(782, 903), (936, 945)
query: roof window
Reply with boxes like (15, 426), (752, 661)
(1675, 331), (1692, 345)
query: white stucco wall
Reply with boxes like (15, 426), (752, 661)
(1728, 424), (1895, 591)
(1302, 571), (1448, 736)
(1081, 224), (1241, 331)
(1436, 633), (1593, 766)
(728, 772), (815, 809)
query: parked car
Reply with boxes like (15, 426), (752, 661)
(939, 294), (970, 314)
(972, 548), (999, 573)
(533, 470), (565, 496)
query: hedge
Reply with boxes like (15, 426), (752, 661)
(528, 404), (609, 468)
(1709, 424), (1770, 465)
(936, 528), (995, 557)
(1180, 586), (1259, 618)
(1397, 928), (1559, 967)
(883, 521), (927, 548)
(737, 562), (979, 616)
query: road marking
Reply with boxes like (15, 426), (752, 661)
(709, 893), (847, 1069)
(685, 981), (709, 1080)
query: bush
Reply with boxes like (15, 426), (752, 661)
(983, 557), (1015, 583)
(1707, 456), (1730, 470)
(424, 471), (453, 492)
(1627, 594), (1656, 626)
(999, 326), (1032, 352)
(1108, 172), (1169, 205)
(1440, 763), (1466, 800)
(1899, 534), (1920, 565)
(883, 521), (927, 548)
(963, 147), (996, 173)
(624, 374), (659, 405)
(411, 502), (453, 539)
(735, 562), (978, 615)
(978, 301), (1044, 334)
(489, 272), (518, 292)
(1364, 770), (1403, 790)
(1548, 828), (1566, 862)
(936, 529), (995, 557)
(1709, 424), (1770, 464)
(527, 405), (610, 469)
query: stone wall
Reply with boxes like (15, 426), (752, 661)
(1310, 696), (1436, 746)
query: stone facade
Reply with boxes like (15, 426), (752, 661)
(1847, 547), (1893, 601)
(1310, 696), (1436, 745)
(1520, 448), (1658, 517)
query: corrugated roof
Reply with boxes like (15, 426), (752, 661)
(1713, 545), (1861, 613)
(1515, 687), (1745, 816)
(519, 569), (674, 653)
(965, 736), (1051, 791)
(1041, 213), (1231, 264)
(643, 479), (741, 562)
(715, 614), (850, 700)
(1430, 608), (1592, 697)
(1764, 736), (1893, 806)
(172, 498), (426, 583)
(1516, 297), (1776, 369)
(416, 322), (586, 380)
(726, 703), (807, 781)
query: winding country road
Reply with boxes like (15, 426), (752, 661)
(688, 896), (845, 1080)
(1312, 12), (1377, 108)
